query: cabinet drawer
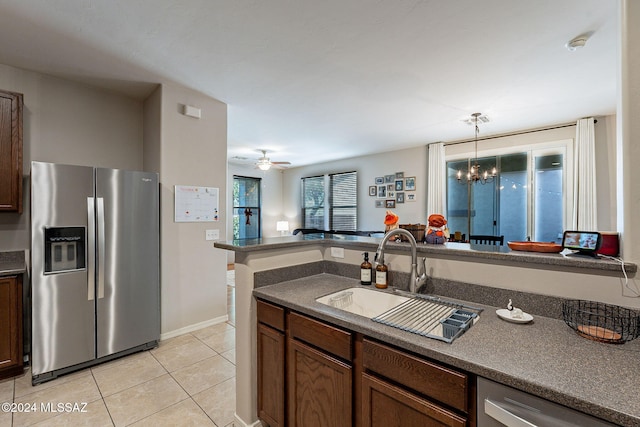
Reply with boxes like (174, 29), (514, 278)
(257, 299), (285, 332)
(288, 312), (352, 361)
(363, 338), (468, 413)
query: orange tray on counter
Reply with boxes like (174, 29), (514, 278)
(507, 241), (563, 253)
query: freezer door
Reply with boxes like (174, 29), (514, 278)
(31, 162), (96, 375)
(95, 168), (160, 358)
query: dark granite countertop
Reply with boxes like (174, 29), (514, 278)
(253, 274), (640, 427)
(0, 251), (26, 275)
(215, 235), (637, 275)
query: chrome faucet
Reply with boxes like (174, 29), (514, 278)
(375, 228), (428, 294)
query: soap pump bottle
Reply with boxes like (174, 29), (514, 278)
(374, 253), (388, 289)
(360, 252), (372, 285)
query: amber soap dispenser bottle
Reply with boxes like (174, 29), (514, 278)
(374, 254), (388, 289)
(360, 252), (372, 285)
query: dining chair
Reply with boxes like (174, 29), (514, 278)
(470, 235), (505, 246)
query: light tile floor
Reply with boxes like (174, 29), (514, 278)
(1, 279), (237, 427)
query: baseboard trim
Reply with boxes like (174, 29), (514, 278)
(234, 413), (263, 427)
(160, 315), (229, 341)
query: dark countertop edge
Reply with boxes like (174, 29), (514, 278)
(0, 250), (26, 276)
(215, 236), (637, 274)
(253, 274), (640, 427)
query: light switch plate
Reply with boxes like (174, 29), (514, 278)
(330, 247), (345, 258)
(206, 229), (220, 241)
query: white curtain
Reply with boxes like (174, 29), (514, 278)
(572, 118), (598, 230)
(427, 143), (446, 215)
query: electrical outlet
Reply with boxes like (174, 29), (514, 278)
(205, 229), (220, 241)
(330, 247), (345, 258)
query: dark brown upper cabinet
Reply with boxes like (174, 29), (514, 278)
(0, 90), (24, 213)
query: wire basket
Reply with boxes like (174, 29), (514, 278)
(562, 300), (640, 344)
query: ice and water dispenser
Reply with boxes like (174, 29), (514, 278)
(44, 227), (86, 273)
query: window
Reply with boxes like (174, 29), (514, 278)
(446, 143), (568, 243)
(302, 175), (324, 229)
(301, 171), (358, 231)
(329, 171), (357, 231)
(532, 151), (564, 242)
(233, 176), (261, 239)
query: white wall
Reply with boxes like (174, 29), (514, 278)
(145, 83), (229, 337)
(619, 0), (640, 265)
(595, 115), (617, 232)
(282, 145), (428, 232)
(0, 63), (144, 252)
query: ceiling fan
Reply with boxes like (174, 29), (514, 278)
(255, 150), (291, 171)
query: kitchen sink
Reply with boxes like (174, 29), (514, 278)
(316, 287), (409, 318)
(316, 287), (483, 343)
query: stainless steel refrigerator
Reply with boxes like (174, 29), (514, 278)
(30, 161), (160, 384)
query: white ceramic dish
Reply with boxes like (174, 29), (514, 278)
(496, 308), (533, 324)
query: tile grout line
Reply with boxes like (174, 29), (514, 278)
(90, 365), (117, 427)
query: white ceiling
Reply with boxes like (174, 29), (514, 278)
(0, 1), (618, 168)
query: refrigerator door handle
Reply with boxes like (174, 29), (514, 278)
(97, 197), (106, 299)
(87, 197), (95, 301)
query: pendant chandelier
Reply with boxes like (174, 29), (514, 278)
(457, 112), (497, 185)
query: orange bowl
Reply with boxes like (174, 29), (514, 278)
(508, 241), (562, 253)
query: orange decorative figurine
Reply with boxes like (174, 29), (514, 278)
(425, 214), (449, 244)
(384, 210), (399, 234)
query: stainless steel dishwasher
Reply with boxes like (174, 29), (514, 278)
(477, 377), (617, 427)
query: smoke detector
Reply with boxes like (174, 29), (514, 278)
(566, 33), (591, 51)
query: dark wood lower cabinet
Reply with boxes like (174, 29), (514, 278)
(257, 323), (285, 427)
(255, 298), (475, 427)
(0, 275), (23, 379)
(287, 339), (352, 427)
(362, 373), (466, 427)
(257, 300), (287, 427)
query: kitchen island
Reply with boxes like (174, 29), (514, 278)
(215, 235), (639, 427)
(254, 275), (640, 426)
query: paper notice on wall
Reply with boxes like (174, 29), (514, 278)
(174, 185), (219, 222)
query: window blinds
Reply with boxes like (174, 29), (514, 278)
(329, 171), (357, 231)
(302, 175), (324, 229)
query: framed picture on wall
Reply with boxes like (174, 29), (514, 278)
(406, 193), (416, 202)
(386, 183), (394, 192)
(375, 200), (385, 208)
(377, 185), (387, 198)
(396, 192), (405, 203)
(375, 177), (384, 185)
(385, 199), (396, 208)
(368, 186), (377, 196)
(395, 180), (404, 191)
(405, 176), (416, 191)
(385, 175), (395, 183)
(395, 172), (404, 179)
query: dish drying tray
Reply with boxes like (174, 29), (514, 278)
(372, 295), (483, 343)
